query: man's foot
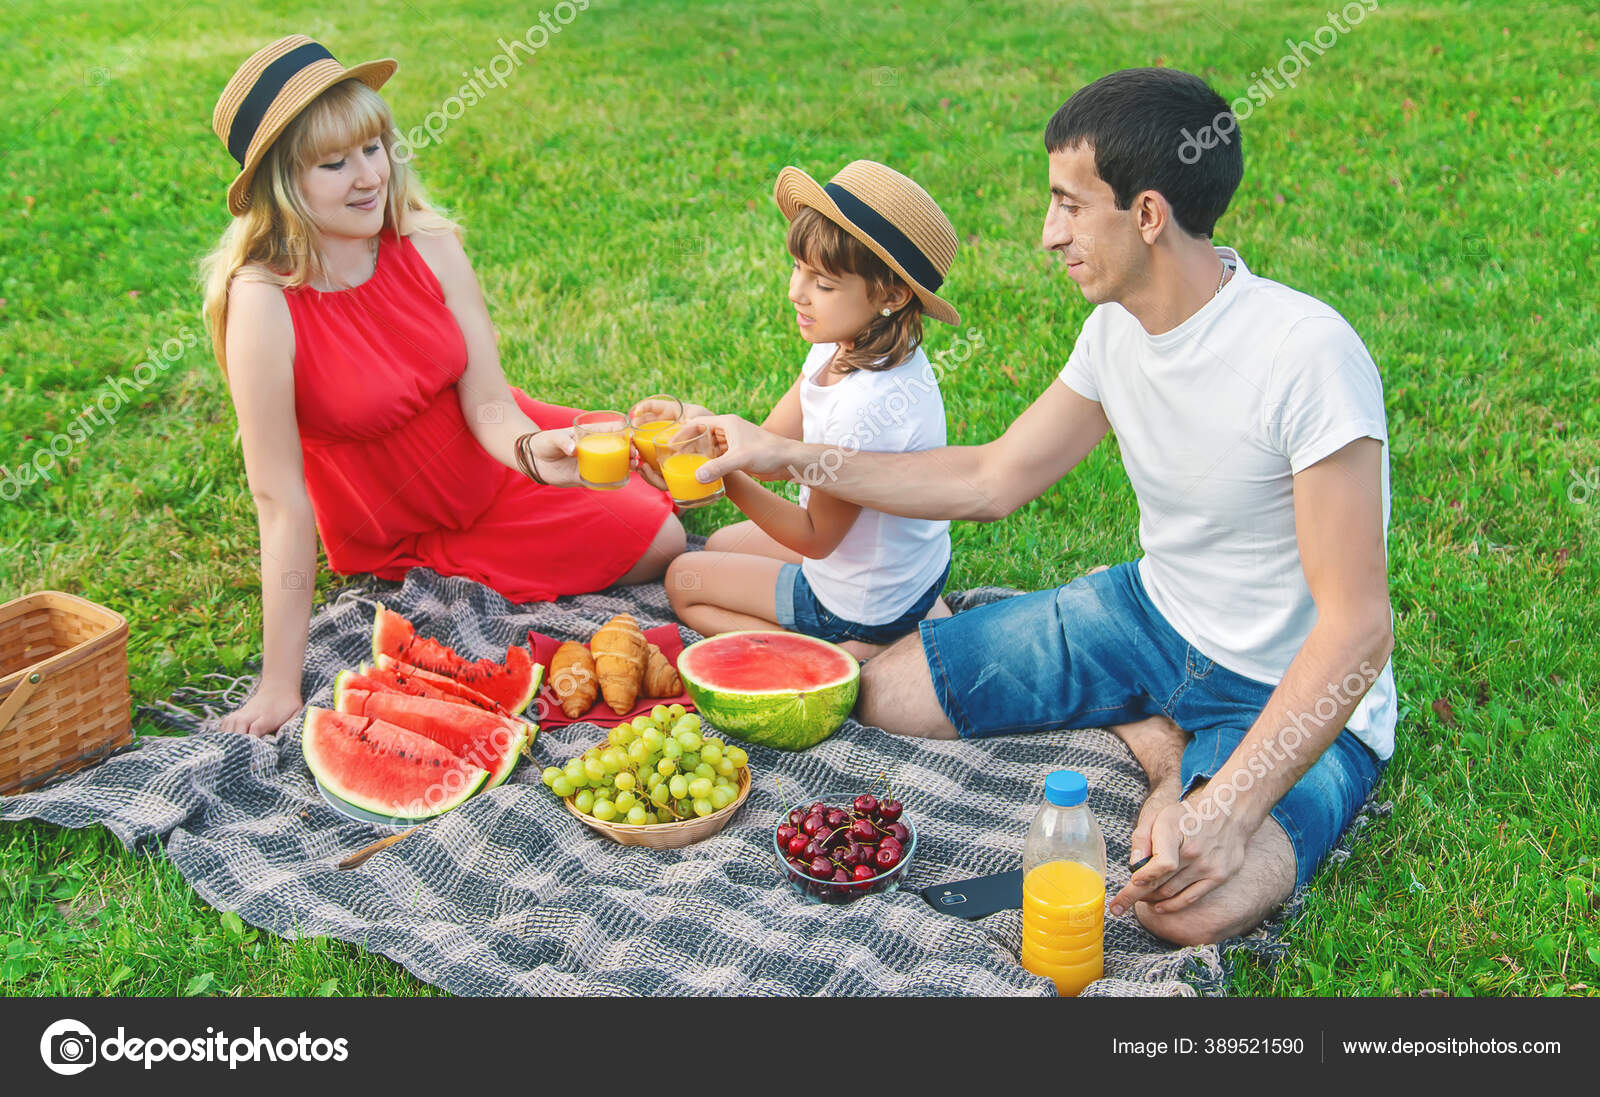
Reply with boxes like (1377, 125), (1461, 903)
(1106, 713), (1189, 864)
(1131, 770), (1184, 865)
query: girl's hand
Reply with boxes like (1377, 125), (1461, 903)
(218, 681), (303, 737)
(526, 427), (581, 487)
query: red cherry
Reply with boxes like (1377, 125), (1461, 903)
(808, 801), (826, 815)
(831, 868), (851, 883)
(878, 799), (903, 822)
(789, 809), (805, 827)
(801, 814), (824, 836)
(887, 822), (910, 844)
(787, 835), (809, 857)
(841, 843), (863, 867)
(853, 794), (878, 815)
(879, 837), (902, 856)
(851, 818), (877, 842)
(809, 855), (833, 878)
(777, 825), (798, 845)
(852, 864), (876, 882)
(813, 825), (833, 845)
(825, 808), (848, 828)
(874, 847), (899, 870)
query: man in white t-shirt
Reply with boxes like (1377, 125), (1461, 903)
(691, 68), (1396, 947)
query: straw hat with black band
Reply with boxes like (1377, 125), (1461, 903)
(213, 35), (397, 216)
(773, 160), (960, 326)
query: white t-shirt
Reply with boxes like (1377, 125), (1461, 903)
(796, 342), (952, 625)
(1057, 248), (1397, 760)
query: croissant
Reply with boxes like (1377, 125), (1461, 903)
(590, 614), (647, 715)
(643, 642), (681, 698)
(550, 641), (598, 719)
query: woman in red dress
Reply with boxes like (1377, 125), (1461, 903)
(201, 37), (682, 735)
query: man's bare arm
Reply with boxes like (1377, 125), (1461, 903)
(690, 379), (1110, 522)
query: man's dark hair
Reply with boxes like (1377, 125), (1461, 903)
(1044, 68), (1243, 238)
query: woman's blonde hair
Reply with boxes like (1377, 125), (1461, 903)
(785, 206), (923, 375)
(200, 78), (458, 380)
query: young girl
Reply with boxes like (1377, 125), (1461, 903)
(666, 160), (959, 659)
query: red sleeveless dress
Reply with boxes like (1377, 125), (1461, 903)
(282, 228), (674, 603)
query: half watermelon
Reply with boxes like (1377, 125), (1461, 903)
(334, 687), (529, 788)
(302, 707), (488, 821)
(677, 631), (860, 750)
(371, 605), (541, 714)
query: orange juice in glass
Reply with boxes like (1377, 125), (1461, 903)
(628, 394), (683, 474)
(657, 423), (725, 508)
(573, 410), (631, 490)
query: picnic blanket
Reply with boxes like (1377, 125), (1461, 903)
(0, 566), (1383, 996)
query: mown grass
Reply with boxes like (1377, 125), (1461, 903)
(1, 0), (1596, 996)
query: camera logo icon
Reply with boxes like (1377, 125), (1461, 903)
(40, 1019), (98, 1075)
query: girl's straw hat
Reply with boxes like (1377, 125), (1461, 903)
(213, 35), (397, 216)
(774, 160), (960, 325)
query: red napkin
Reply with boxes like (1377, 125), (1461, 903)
(527, 624), (694, 729)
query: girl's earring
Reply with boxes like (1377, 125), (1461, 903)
(880, 307), (892, 317)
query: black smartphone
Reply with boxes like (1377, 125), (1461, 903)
(920, 869), (1023, 919)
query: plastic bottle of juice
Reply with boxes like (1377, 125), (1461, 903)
(1020, 770), (1107, 996)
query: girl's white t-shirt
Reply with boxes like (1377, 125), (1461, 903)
(795, 342), (952, 625)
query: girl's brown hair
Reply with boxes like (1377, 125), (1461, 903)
(785, 207), (923, 374)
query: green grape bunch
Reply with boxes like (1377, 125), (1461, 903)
(540, 705), (750, 825)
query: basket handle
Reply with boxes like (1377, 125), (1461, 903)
(0, 670), (44, 737)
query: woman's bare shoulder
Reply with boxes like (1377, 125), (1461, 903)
(405, 228), (473, 289)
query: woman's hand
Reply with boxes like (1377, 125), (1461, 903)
(218, 680), (304, 737)
(525, 427), (581, 487)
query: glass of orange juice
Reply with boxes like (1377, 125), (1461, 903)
(573, 410), (632, 490)
(656, 423), (725, 508)
(628, 394), (682, 474)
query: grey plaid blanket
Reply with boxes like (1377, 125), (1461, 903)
(2, 566), (1370, 996)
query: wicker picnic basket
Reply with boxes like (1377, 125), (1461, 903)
(0, 591), (133, 795)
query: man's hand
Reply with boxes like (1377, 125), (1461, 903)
(685, 414), (798, 483)
(1110, 786), (1256, 917)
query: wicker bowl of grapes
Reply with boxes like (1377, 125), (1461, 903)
(541, 706), (753, 849)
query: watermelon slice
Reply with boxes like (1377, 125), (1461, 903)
(335, 687), (529, 788)
(337, 666), (501, 719)
(302, 706), (488, 821)
(370, 653), (510, 715)
(371, 605), (541, 714)
(677, 631), (860, 750)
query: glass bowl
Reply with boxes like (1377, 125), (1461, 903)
(772, 793), (917, 904)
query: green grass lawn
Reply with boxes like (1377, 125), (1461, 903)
(2, 0), (1596, 996)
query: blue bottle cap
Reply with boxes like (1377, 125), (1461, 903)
(1045, 770), (1088, 807)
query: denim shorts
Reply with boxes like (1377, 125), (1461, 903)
(776, 560), (950, 646)
(918, 562), (1385, 889)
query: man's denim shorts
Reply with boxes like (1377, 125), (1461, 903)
(776, 560), (950, 646)
(917, 562), (1385, 889)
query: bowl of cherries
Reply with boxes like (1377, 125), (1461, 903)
(773, 793), (916, 904)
